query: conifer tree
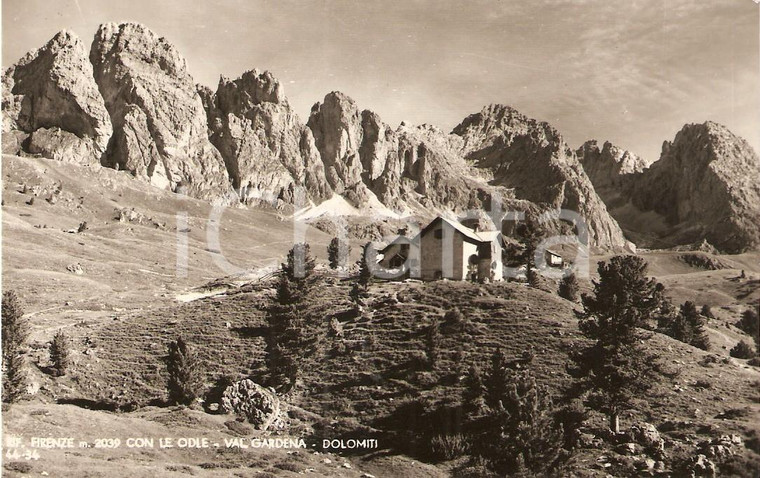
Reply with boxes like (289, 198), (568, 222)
(568, 256), (664, 433)
(462, 364), (487, 418)
(357, 242), (373, 291)
(2, 291), (29, 403)
(679, 301), (710, 350)
(265, 244), (317, 391)
(515, 213), (545, 287)
(479, 363), (563, 475)
(484, 349), (509, 410)
(166, 336), (202, 405)
(327, 237), (350, 269)
(49, 330), (71, 377)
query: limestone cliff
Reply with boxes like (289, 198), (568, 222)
(453, 105), (627, 250)
(90, 22), (232, 201)
(578, 122), (760, 252)
(200, 70), (330, 206)
(2, 30), (112, 165)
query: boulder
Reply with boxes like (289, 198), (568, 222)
(89, 22), (232, 201)
(690, 454), (717, 478)
(221, 379), (281, 430)
(2, 30), (112, 164)
(629, 422), (664, 453)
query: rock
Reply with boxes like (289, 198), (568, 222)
(66, 263), (84, 275)
(220, 379), (281, 431)
(329, 317), (344, 338)
(690, 454), (717, 478)
(636, 457), (656, 471)
(2, 30), (112, 164)
(90, 22), (232, 201)
(629, 422), (664, 452)
(200, 70), (330, 206)
(576, 431), (604, 449)
(577, 140), (647, 208)
(578, 122), (760, 253)
(453, 105), (627, 250)
(616, 442), (639, 455)
(306, 92), (505, 214)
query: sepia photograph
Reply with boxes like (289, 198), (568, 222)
(1, 1), (759, 476)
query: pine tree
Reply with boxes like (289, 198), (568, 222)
(265, 244), (317, 391)
(327, 237), (350, 269)
(49, 330), (71, 377)
(700, 304), (714, 319)
(282, 243), (316, 298)
(166, 336), (202, 405)
(658, 301), (711, 350)
(425, 317), (442, 369)
(484, 349), (509, 410)
(357, 242), (373, 291)
(730, 340), (757, 359)
(515, 213), (545, 287)
(3, 353), (27, 404)
(680, 301), (710, 350)
(558, 273), (579, 302)
(2, 291), (29, 403)
(568, 255), (664, 433)
(2, 291), (29, 356)
(480, 367), (563, 475)
(462, 364), (487, 418)
(737, 309), (759, 348)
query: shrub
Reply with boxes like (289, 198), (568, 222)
(477, 367), (563, 475)
(165, 336), (202, 405)
(443, 308), (468, 333)
(558, 274), (579, 302)
(730, 340), (757, 359)
(429, 433), (470, 461)
(426, 317), (442, 368)
(49, 330), (71, 376)
(462, 364), (486, 418)
(700, 304), (714, 319)
(554, 399), (588, 448)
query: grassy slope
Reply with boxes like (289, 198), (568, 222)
(3, 155), (760, 476)
(2, 154), (331, 335)
(27, 278), (760, 476)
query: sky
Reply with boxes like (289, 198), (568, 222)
(2, 0), (758, 162)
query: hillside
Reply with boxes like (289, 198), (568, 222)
(3, 148), (760, 477)
(1, 154), (332, 329)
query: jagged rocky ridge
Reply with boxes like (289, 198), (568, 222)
(452, 105), (628, 250)
(577, 122), (760, 253)
(4, 23), (757, 251)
